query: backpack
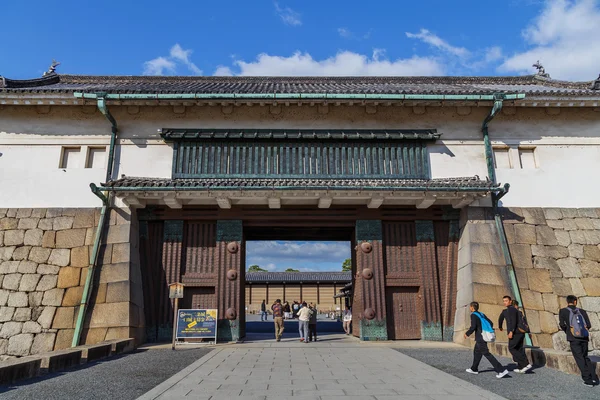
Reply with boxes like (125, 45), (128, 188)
(474, 311), (496, 342)
(517, 310), (530, 334)
(568, 308), (589, 339)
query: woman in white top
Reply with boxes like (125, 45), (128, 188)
(343, 307), (352, 335)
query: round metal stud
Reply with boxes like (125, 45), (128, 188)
(360, 242), (373, 253)
(227, 269), (238, 281)
(227, 242), (239, 254)
(361, 268), (373, 280)
(364, 308), (376, 320)
(225, 308), (237, 320)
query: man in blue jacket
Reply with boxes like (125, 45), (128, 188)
(464, 302), (509, 378)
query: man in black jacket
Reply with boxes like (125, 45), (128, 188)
(559, 295), (598, 387)
(498, 296), (531, 373)
(464, 302), (509, 378)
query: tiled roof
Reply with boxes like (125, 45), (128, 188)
(246, 272), (351, 283)
(1, 74), (598, 96)
(101, 176), (497, 191)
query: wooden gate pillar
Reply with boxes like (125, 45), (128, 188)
(355, 220), (388, 340)
(416, 220), (443, 341)
(215, 220), (244, 341)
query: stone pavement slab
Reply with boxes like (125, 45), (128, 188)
(138, 344), (507, 400)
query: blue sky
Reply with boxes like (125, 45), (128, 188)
(2, 1), (599, 81)
(247, 241), (350, 272)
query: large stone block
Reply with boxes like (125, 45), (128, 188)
(557, 258), (582, 278)
(562, 219), (578, 231)
(37, 307), (56, 329)
(544, 208), (563, 220)
(469, 224), (496, 244)
(16, 209), (32, 218)
(42, 288), (64, 306)
(57, 267), (81, 289)
(53, 217), (74, 231)
(98, 263), (131, 284)
(504, 224), (515, 244)
(7, 334), (33, 356)
(36, 275), (58, 291)
(547, 220), (564, 230)
(583, 245), (600, 262)
(3, 274), (22, 290)
(472, 283), (503, 305)
(19, 274), (41, 292)
(569, 278), (587, 297)
(54, 329), (74, 350)
(8, 292), (29, 308)
(111, 243), (130, 264)
(88, 302), (131, 328)
(521, 290), (545, 311)
(526, 310), (542, 333)
(552, 331), (570, 351)
(105, 224), (131, 244)
(13, 308), (32, 322)
(0, 290), (9, 307)
(511, 244), (533, 269)
(580, 297), (600, 313)
(533, 333), (554, 349)
(0, 246), (16, 261)
(574, 218), (595, 230)
(52, 307), (75, 329)
(24, 229), (43, 246)
(42, 231), (55, 248)
(18, 261), (38, 274)
(514, 224), (537, 245)
(18, 218), (39, 230)
(70, 246), (89, 268)
(532, 245), (569, 259)
(82, 328), (108, 345)
(84, 228), (96, 246)
(94, 283), (107, 304)
(0, 307), (15, 322)
(523, 209), (546, 225)
(38, 218), (53, 230)
(55, 229), (86, 249)
(568, 244), (584, 259)
(0, 261), (19, 274)
(29, 247), (51, 264)
(4, 230), (25, 246)
(46, 209), (63, 218)
(527, 269), (553, 293)
(580, 278), (600, 296)
(552, 278), (573, 297)
(542, 293), (559, 313)
(0, 218), (18, 230)
(12, 246), (31, 261)
(0, 322), (22, 339)
(554, 231), (571, 247)
(515, 267), (529, 290)
(37, 264), (60, 275)
(28, 292), (43, 308)
(73, 210), (95, 229)
(539, 311), (559, 333)
(22, 321), (42, 335)
(536, 225), (558, 245)
(30, 333), (56, 355)
(561, 209), (579, 219)
(110, 208), (132, 226)
(569, 231), (587, 245)
(62, 286), (84, 307)
(533, 257), (562, 277)
(105, 281), (130, 303)
(48, 249), (70, 267)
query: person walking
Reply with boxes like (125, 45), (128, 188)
(498, 295), (531, 373)
(308, 302), (318, 342)
(271, 299), (284, 342)
(343, 307), (352, 335)
(465, 302), (509, 378)
(297, 301), (312, 343)
(559, 295), (598, 387)
(260, 299), (267, 322)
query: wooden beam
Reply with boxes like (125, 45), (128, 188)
(416, 196), (436, 209)
(367, 197), (384, 209)
(452, 196), (473, 209)
(216, 197), (232, 209)
(123, 195), (145, 209)
(318, 197), (332, 209)
(163, 195), (182, 209)
(268, 197), (281, 209)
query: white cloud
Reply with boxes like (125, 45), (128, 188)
(338, 27), (351, 38)
(213, 50), (445, 76)
(143, 57), (176, 76)
(499, 0), (600, 80)
(406, 29), (470, 58)
(142, 43), (202, 76)
(274, 1), (302, 26)
(247, 241), (350, 262)
(484, 46), (503, 63)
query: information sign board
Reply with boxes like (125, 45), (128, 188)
(176, 309), (218, 341)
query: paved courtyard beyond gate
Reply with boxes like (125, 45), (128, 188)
(139, 337), (506, 400)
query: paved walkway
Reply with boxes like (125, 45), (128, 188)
(139, 337), (506, 400)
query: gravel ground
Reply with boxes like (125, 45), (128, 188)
(0, 347), (212, 400)
(396, 347), (598, 400)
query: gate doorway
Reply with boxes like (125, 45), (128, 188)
(386, 287), (422, 340)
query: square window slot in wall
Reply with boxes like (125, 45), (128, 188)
(86, 147), (107, 168)
(492, 146), (511, 169)
(519, 147), (537, 169)
(59, 147), (81, 169)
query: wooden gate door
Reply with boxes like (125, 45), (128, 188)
(386, 287), (421, 340)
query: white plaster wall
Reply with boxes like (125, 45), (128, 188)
(1, 104), (599, 208)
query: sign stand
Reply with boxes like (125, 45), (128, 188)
(169, 282), (184, 351)
(175, 309), (218, 345)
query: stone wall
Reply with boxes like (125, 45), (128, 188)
(454, 207), (600, 353)
(0, 207), (143, 360)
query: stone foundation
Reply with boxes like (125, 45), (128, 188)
(0, 208), (143, 360)
(455, 207), (600, 352)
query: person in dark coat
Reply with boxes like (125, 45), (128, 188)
(559, 295), (598, 387)
(308, 302), (318, 342)
(260, 299), (267, 321)
(498, 296), (531, 373)
(465, 302), (509, 378)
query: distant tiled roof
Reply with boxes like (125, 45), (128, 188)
(1, 74), (598, 96)
(246, 272), (351, 283)
(102, 176), (497, 191)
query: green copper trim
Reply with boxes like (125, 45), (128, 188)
(356, 220), (383, 241)
(360, 319), (388, 341)
(415, 220), (435, 241)
(216, 220), (243, 242)
(163, 220), (184, 242)
(421, 321), (443, 341)
(217, 319), (241, 342)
